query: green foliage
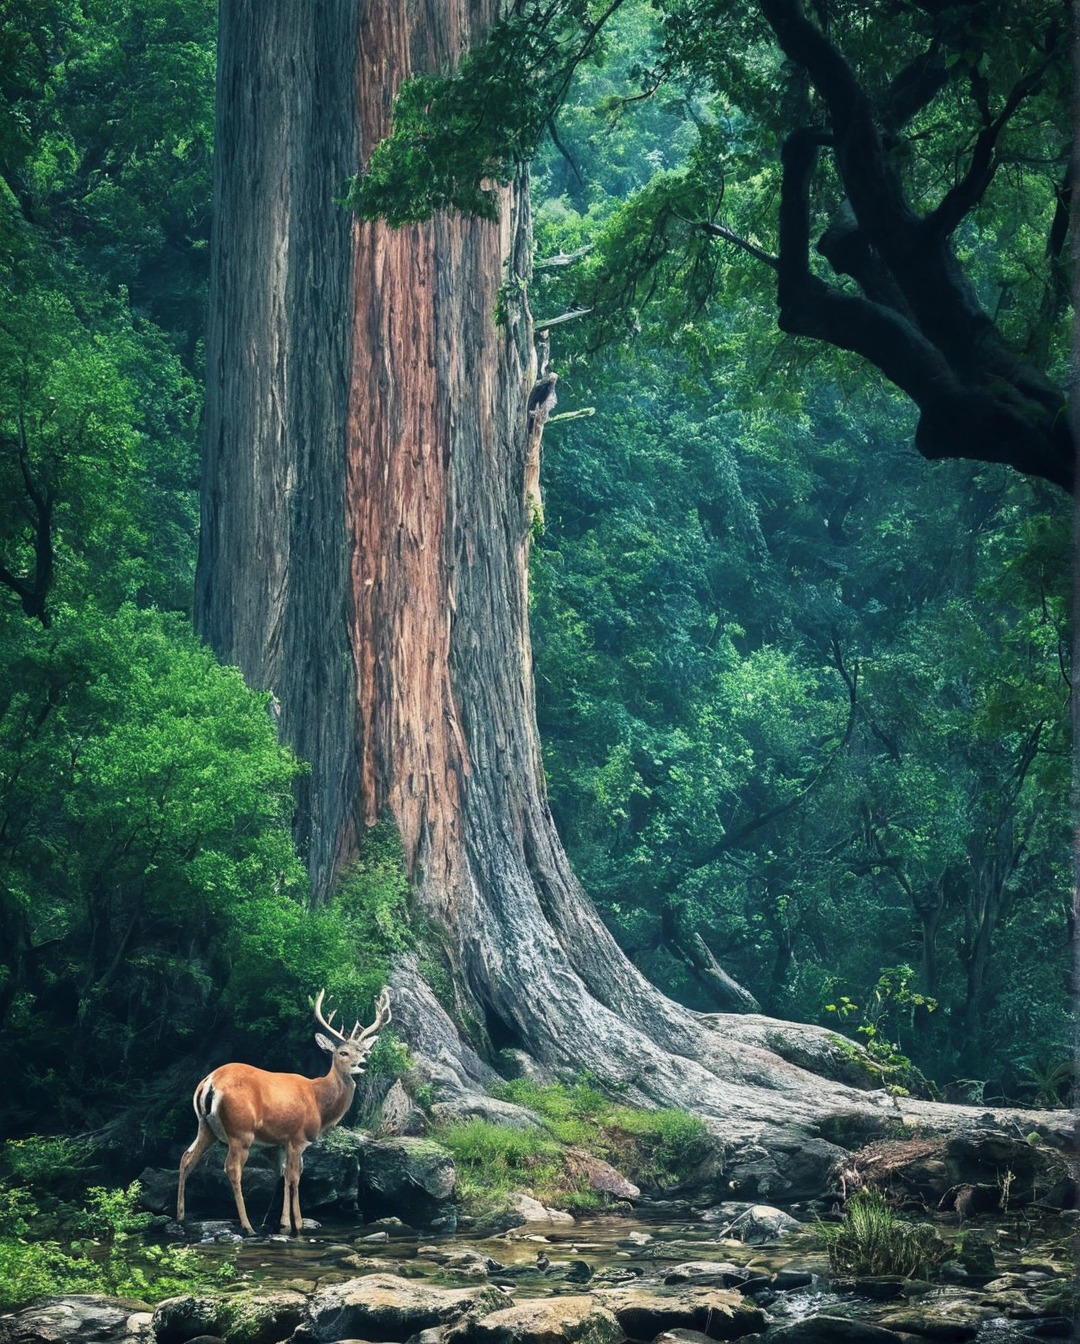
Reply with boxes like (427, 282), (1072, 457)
(495, 1078), (711, 1187)
(818, 1190), (950, 1280)
(0, 1179), (235, 1312)
(0, 0), (215, 353)
(603, 1103), (712, 1186)
(434, 1082), (710, 1215)
(435, 1118), (566, 1206)
(528, 5), (1071, 1094)
(1015, 1057), (1075, 1109)
(0, 603), (313, 1130)
(225, 820), (412, 1041)
(824, 967), (938, 1097)
(346, 2), (620, 224)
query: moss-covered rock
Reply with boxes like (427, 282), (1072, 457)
(306, 1272), (503, 1342)
(151, 1289), (306, 1344)
(591, 1286), (766, 1340)
(448, 1296), (623, 1344)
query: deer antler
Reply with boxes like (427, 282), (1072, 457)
(314, 987), (391, 1052)
(349, 987), (392, 1049)
(313, 988), (348, 1044)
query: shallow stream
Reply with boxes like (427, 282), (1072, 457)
(174, 1204), (1076, 1339)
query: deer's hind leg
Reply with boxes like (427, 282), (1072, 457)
(223, 1132), (256, 1235)
(177, 1120), (216, 1223)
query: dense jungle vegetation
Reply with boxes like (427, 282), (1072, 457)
(0, 0), (1071, 1172)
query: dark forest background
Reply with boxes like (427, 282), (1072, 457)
(0, 0), (1071, 1145)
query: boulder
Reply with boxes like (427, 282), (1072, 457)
(712, 1204), (803, 1243)
(357, 1137), (458, 1227)
(379, 1080), (429, 1136)
(428, 1096), (541, 1131)
(718, 1133), (849, 1205)
(562, 1152), (639, 1202)
(305, 1273), (506, 1342)
(764, 1318), (901, 1343)
(662, 1264), (753, 1290)
(592, 1286), (766, 1339)
(506, 1194), (574, 1225)
(152, 1290), (307, 1344)
(448, 1296), (623, 1344)
(0, 1296), (151, 1344)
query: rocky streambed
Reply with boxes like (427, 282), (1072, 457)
(2, 1199), (1075, 1344)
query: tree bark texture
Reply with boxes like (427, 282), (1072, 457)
(197, 0), (1072, 1186)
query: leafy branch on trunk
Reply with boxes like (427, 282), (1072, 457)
(345, 0), (629, 224)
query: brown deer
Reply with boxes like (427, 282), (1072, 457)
(176, 988), (391, 1235)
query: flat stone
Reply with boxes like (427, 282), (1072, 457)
(592, 1286), (766, 1340)
(307, 1273), (506, 1342)
(877, 1299), (995, 1340)
(663, 1264), (750, 1289)
(0, 1296), (150, 1344)
(448, 1296), (622, 1344)
(766, 1318), (901, 1343)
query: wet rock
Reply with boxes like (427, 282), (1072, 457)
(772, 1271), (813, 1291)
(358, 1138), (458, 1228)
(955, 1231), (996, 1279)
(764, 1318), (901, 1343)
(712, 1204), (803, 1244)
(592, 1285), (767, 1339)
(662, 1264), (752, 1289)
(338, 1254), (402, 1273)
(506, 1194), (575, 1225)
(653, 1330), (714, 1344)
(447, 1296), (622, 1344)
(136, 1168), (183, 1216)
(417, 1250), (493, 1280)
(152, 1289), (307, 1344)
(838, 1276), (906, 1301)
(306, 1273), (505, 1342)
(877, 1293), (996, 1339)
(299, 1130), (367, 1213)
(0, 1295), (151, 1344)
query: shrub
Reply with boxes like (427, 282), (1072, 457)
(0, 1180), (235, 1312)
(818, 1189), (949, 1279)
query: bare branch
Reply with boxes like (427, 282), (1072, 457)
(536, 306), (593, 329)
(534, 244), (594, 269)
(696, 220), (779, 270)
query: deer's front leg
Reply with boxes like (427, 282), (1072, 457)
(282, 1141), (306, 1235)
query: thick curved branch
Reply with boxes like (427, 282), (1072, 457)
(775, 129), (960, 407)
(927, 57), (1055, 237)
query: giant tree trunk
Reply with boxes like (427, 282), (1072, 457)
(197, 0), (1070, 1194)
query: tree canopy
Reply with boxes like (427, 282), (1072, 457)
(350, 0), (1072, 489)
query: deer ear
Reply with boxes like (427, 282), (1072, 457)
(315, 1033), (336, 1054)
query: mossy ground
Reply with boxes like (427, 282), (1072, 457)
(432, 1079), (712, 1215)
